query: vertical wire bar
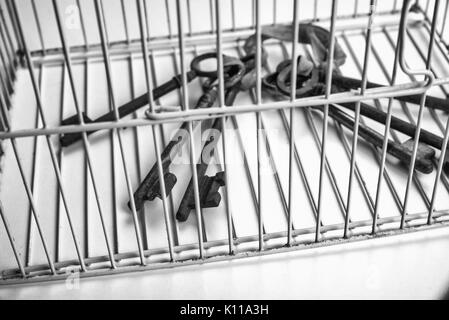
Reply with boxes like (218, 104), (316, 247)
(129, 53), (150, 249)
(353, 0), (359, 17)
(0, 55), (11, 99)
(406, 28), (449, 104)
(429, 129), (449, 223)
(393, 53), (449, 195)
(339, 34), (405, 215)
(429, 129), (449, 222)
(30, 0), (44, 51)
(393, 0), (399, 12)
(439, 0), (449, 39)
(238, 46), (289, 233)
(12, 0), (87, 272)
(255, 0), (264, 251)
(0, 88), (56, 274)
(279, 40), (322, 227)
(424, 0), (430, 15)
(120, 0), (131, 44)
(345, 31), (433, 212)
(0, 200), (26, 278)
(400, 0), (438, 229)
(142, 0), (151, 39)
(98, 0), (119, 256)
(0, 97), (26, 277)
(316, 0), (338, 242)
(145, 0), (181, 250)
(76, 0), (89, 48)
(215, 0), (234, 254)
(145, 0), (181, 245)
(0, 13), (16, 82)
(0, 17), (14, 89)
(287, 0), (300, 245)
(136, 0), (175, 261)
(0, 47), (11, 107)
(25, 65), (43, 267)
(0, 12), (13, 92)
(100, 0), (121, 256)
(0, 20), (12, 112)
(170, 56), (211, 244)
(83, 60), (90, 259)
(334, 119), (376, 214)
(372, 9), (406, 235)
(124, 0), (149, 249)
(427, 9), (449, 224)
(344, 0), (376, 238)
(246, 88), (295, 228)
(55, 64), (66, 262)
(51, 0), (116, 269)
(209, 0), (215, 33)
(94, 0), (146, 265)
(0, 6), (16, 64)
(194, 47), (238, 240)
(165, 0), (173, 38)
(236, 41), (295, 231)
(274, 45), (323, 224)
(185, 0), (193, 36)
(372, 30), (433, 216)
(298, 44), (351, 223)
(142, 0), (169, 247)
(176, 0), (206, 258)
(4, 0), (23, 53)
(273, 0), (277, 25)
(0, 85), (9, 124)
(252, 0), (256, 27)
(231, 0), (236, 30)
(405, 31), (449, 99)
(152, 51), (181, 245)
(401, 0), (439, 228)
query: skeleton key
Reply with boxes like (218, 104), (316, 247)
(60, 53), (245, 148)
(325, 106), (435, 174)
(60, 71), (197, 148)
(176, 89), (239, 222)
(129, 87), (219, 211)
(326, 73), (449, 113)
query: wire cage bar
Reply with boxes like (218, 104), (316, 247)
(1, 0), (449, 285)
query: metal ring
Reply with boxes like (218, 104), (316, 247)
(276, 62), (317, 97)
(262, 72), (282, 97)
(190, 52), (246, 89)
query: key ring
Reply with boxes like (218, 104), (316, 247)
(190, 52), (246, 89)
(275, 59), (320, 98)
(262, 72), (283, 98)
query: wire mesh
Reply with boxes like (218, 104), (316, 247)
(1, 0), (449, 285)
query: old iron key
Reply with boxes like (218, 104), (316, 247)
(129, 87), (219, 211)
(176, 89), (239, 222)
(60, 71), (197, 148)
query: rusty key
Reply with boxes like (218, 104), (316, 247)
(324, 72), (449, 113)
(61, 53), (245, 148)
(128, 53), (246, 211)
(176, 89), (239, 222)
(324, 106), (435, 174)
(60, 71), (197, 148)
(129, 87), (219, 211)
(330, 90), (449, 175)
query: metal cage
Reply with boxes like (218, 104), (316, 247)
(1, 0), (449, 285)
